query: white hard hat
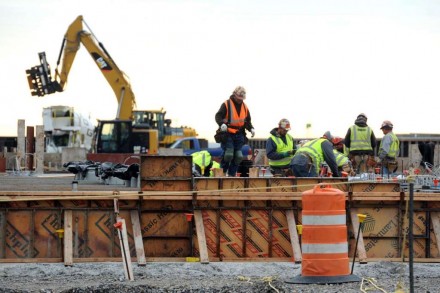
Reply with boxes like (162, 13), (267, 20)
(278, 118), (291, 130)
(233, 86), (246, 100)
(380, 120), (393, 129)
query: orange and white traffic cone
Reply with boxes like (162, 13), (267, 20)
(286, 184), (361, 284)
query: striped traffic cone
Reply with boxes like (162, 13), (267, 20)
(286, 184), (361, 284)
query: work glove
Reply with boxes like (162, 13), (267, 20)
(251, 128), (255, 138)
(220, 124), (227, 132)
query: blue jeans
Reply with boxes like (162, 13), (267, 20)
(290, 154), (317, 177)
(221, 132), (245, 176)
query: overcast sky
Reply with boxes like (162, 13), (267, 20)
(1, 0), (440, 141)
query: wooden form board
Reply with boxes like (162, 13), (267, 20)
(432, 212), (440, 256)
(64, 210), (73, 266)
(0, 155), (439, 263)
(130, 210), (146, 266)
(194, 210), (209, 263)
(0, 197), (440, 261)
(286, 210), (302, 263)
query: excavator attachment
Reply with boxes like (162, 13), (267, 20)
(25, 52), (61, 96)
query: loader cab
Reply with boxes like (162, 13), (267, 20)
(95, 119), (158, 154)
(132, 109), (197, 148)
(95, 120), (132, 153)
(132, 110), (165, 142)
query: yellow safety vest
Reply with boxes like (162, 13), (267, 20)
(379, 132), (400, 159)
(295, 138), (325, 173)
(349, 125), (373, 152)
(210, 161), (220, 177)
(269, 134), (295, 167)
(192, 151), (212, 173)
(333, 149), (349, 167)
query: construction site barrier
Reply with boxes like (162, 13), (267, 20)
(287, 184), (361, 284)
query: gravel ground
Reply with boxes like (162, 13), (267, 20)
(0, 261), (439, 292)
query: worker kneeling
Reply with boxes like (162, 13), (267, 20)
(332, 137), (355, 176)
(192, 151), (220, 177)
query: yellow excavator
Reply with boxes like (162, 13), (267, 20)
(26, 15), (197, 154)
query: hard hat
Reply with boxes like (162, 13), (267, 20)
(380, 120), (393, 129)
(323, 131), (333, 141)
(278, 118), (291, 130)
(233, 86), (246, 100)
(332, 136), (343, 145)
(357, 113), (368, 119)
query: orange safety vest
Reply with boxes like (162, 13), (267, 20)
(224, 100), (248, 134)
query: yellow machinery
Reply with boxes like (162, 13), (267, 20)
(26, 15), (197, 152)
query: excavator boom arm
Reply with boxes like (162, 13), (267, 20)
(28, 15), (136, 120)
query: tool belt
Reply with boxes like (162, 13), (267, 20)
(383, 158), (398, 172)
(270, 167), (293, 177)
(341, 163), (355, 175)
(228, 125), (243, 130)
(214, 129), (228, 143)
(367, 155), (377, 167)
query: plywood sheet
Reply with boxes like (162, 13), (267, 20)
(144, 239), (190, 257)
(5, 211), (33, 258)
(269, 178), (296, 193)
(34, 210), (60, 258)
(351, 182), (401, 193)
(194, 178), (220, 191)
(140, 156), (192, 178)
(141, 180), (192, 191)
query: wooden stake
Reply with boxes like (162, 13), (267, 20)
(350, 209), (368, 263)
(213, 168), (224, 177)
(286, 210), (302, 263)
(194, 210), (209, 263)
(431, 212), (440, 255)
(248, 167), (259, 177)
(64, 210), (73, 266)
(114, 199), (134, 280)
(130, 210), (146, 266)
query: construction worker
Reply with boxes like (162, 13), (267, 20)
(332, 137), (355, 176)
(344, 113), (377, 174)
(418, 141), (435, 172)
(215, 86), (255, 177)
(266, 118), (295, 177)
(332, 136), (349, 155)
(290, 131), (340, 177)
(377, 120), (400, 176)
(191, 151), (221, 177)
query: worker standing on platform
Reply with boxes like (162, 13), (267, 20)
(344, 113), (377, 173)
(266, 118), (295, 177)
(290, 131), (340, 177)
(378, 120), (400, 176)
(215, 86), (255, 177)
